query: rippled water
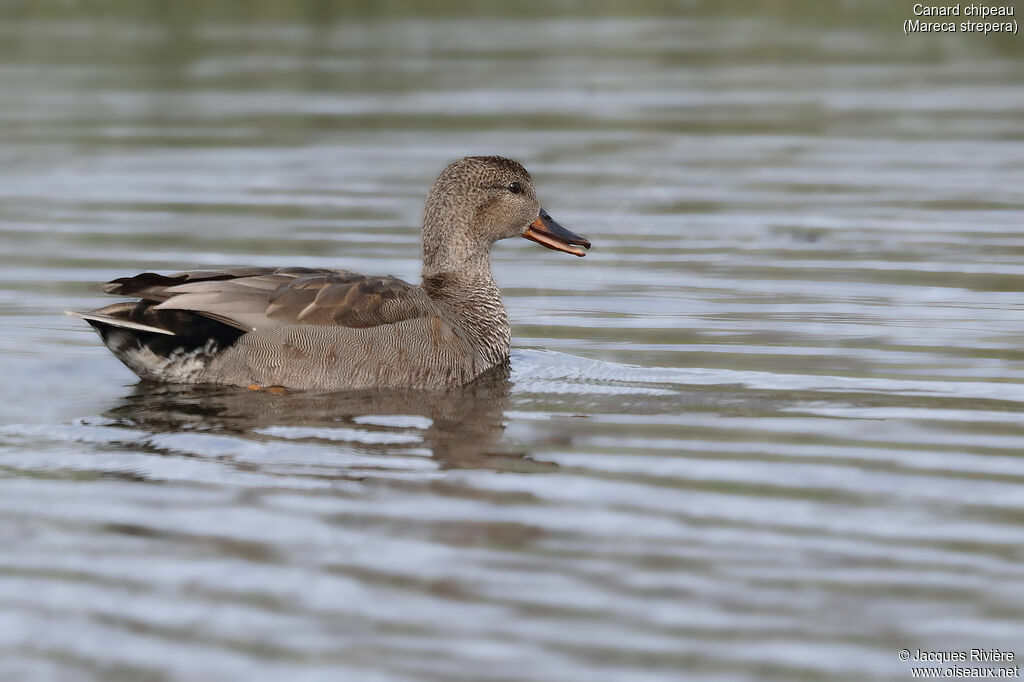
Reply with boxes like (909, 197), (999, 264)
(2, 6), (1024, 681)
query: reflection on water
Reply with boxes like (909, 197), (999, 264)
(104, 364), (524, 470)
(2, 4), (1024, 682)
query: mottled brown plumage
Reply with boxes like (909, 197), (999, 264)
(69, 156), (590, 390)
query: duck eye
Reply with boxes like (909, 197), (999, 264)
(507, 181), (521, 194)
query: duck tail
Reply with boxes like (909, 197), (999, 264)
(68, 301), (243, 382)
(66, 307), (177, 336)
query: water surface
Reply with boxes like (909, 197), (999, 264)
(2, 6), (1024, 681)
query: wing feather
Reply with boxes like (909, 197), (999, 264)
(105, 267), (436, 332)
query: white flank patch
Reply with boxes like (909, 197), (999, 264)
(118, 337), (220, 382)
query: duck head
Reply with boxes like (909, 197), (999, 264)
(422, 156), (590, 273)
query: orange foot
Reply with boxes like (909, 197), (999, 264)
(246, 383), (286, 394)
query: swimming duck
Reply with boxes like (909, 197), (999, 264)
(69, 156), (590, 390)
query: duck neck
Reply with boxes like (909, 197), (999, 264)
(421, 252), (510, 366)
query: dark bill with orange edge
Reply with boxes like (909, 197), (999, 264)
(523, 208), (591, 257)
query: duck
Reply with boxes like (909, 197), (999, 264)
(69, 155), (591, 391)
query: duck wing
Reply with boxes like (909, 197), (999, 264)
(103, 267), (437, 333)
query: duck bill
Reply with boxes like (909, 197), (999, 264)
(523, 208), (591, 257)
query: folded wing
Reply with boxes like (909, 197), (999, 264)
(103, 267), (436, 332)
